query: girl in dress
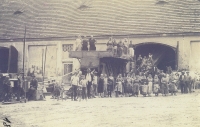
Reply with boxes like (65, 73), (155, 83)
(147, 74), (153, 97)
(169, 73), (177, 96)
(125, 74), (132, 97)
(103, 74), (108, 97)
(107, 73), (114, 97)
(153, 75), (160, 96)
(133, 75), (140, 97)
(161, 74), (169, 96)
(98, 74), (104, 98)
(115, 74), (124, 97)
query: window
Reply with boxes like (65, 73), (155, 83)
(62, 44), (73, 59)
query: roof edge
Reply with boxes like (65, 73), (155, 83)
(0, 32), (200, 42)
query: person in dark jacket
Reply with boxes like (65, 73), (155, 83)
(28, 75), (38, 100)
(82, 35), (89, 51)
(3, 76), (11, 102)
(89, 35), (97, 51)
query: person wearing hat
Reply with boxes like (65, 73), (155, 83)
(179, 71), (186, 94)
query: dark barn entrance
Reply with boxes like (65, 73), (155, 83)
(135, 43), (176, 72)
(0, 46), (18, 73)
(0, 47), (9, 73)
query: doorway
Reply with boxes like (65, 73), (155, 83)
(135, 43), (176, 72)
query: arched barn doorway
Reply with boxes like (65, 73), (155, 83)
(135, 42), (176, 72)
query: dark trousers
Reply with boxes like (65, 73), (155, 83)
(71, 85), (77, 100)
(107, 85), (112, 97)
(87, 81), (92, 98)
(186, 82), (192, 93)
(184, 83), (188, 93)
(180, 82), (185, 93)
(82, 87), (87, 99)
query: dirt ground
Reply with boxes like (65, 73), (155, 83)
(0, 91), (200, 127)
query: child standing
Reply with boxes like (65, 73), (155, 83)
(80, 76), (87, 101)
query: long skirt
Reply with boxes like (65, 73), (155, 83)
(104, 84), (107, 95)
(124, 83), (130, 94)
(153, 84), (160, 94)
(147, 82), (153, 94)
(98, 83), (104, 93)
(161, 83), (169, 95)
(128, 48), (134, 57)
(115, 82), (123, 93)
(133, 83), (139, 94)
(169, 83), (177, 93)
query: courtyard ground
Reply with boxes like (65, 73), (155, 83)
(0, 91), (200, 127)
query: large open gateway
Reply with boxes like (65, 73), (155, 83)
(135, 43), (177, 72)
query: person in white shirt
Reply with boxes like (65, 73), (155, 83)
(92, 72), (98, 96)
(70, 72), (79, 101)
(85, 68), (93, 98)
(75, 35), (82, 51)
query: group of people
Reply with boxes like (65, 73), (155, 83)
(69, 66), (196, 102)
(136, 53), (154, 74)
(0, 72), (24, 102)
(75, 35), (97, 51)
(106, 37), (135, 58)
(75, 35), (135, 59)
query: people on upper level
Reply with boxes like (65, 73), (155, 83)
(82, 35), (89, 51)
(89, 35), (97, 51)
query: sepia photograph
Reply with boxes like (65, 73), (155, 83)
(0, 0), (200, 126)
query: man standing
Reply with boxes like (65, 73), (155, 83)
(28, 75), (38, 100)
(185, 71), (191, 93)
(86, 68), (93, 99)
(179, 71), (186, 94)
(89, 35), (97, 51)
(70, 72), (79, 101)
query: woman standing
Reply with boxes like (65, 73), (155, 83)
(75, 35), (82, 51)
(147, 74), (153, 97)
(89, 35), (97, 51)
(153, 75), (160, 96)
(103, 74), (108, 97)
(169, 73), (177, 96)
(82, 35), (88, 51)
(161, 74), (169, 96)
(125, 74), (132, 97)
(107, 73), (114, 97)
(133, 75), (140, 97)
(115, 74), (123, 97)
(98, 74), (104, 98)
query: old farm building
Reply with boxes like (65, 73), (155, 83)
(0, 0), (200, 80)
